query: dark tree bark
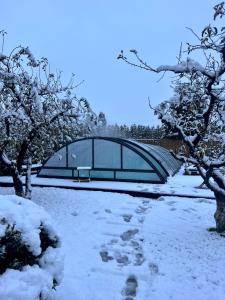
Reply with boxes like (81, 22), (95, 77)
(214, 192), (225, 233)
(25, 157), (32, 200)
(11, 168), (24, 197)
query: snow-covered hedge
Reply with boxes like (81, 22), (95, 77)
(0, 195), (63, 300)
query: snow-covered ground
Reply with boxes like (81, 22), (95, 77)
(0, 169), (215, 198)
(0, 195), (63, 300)
(0, 186), (224, 300)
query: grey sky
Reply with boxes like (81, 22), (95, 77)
(1, 0), (218, 125)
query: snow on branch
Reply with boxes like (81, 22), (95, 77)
(156, 58), (215, 78)
(118, 4), (225, 204)
(0, 33), (96, 198)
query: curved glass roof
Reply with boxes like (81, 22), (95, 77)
(38, 137), (182, 183)
(126, 140), (181, 176)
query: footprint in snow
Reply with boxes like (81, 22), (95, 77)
(135, 206), (148, 214)
(166, 200), (177, 206)
(142, 200), (149, 205)
(138, 216), (145, 224)
(148, 262), (159, 275)
(121, 275), (138, 298)
(99, 250), (114, 262)
(158, 197), (165, 201)
(134, 252), (145, 266)
(197, 199), (213, 204)
(115, 251), (130, 265)
(170, 207), (176, 211)
(183, 208), (191, 213)
(71, 211), (78, 217)
(122, 214), (133, 223)
(108, 238), (118, 245)
(130, 240), (141, 249)
(100, 246), (131, 266)
(120, 229), (139, 241)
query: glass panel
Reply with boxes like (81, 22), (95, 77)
(123, 146), (152, 170)
(145, 144), (172, 173)
(68, 140), (92, 168)
(91, 170), (114, 179)
(148, 144), (181, 174)
(94, 139), (121, 168)
(123, 141), (167, 178)
(131, 142), (166, 168)
(39, 168), (72, 177)
(72, 170), (78, 177)
(116, 171), (161, 182)
(45, 148), (67, 167)
(77, 170), (90, 178)
(132, 141), (170, 176)
(147, 145), (171, 168)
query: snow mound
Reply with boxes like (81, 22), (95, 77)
(0, 195), (63, 300)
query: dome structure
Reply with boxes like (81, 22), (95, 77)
(38, 137), (182, 183)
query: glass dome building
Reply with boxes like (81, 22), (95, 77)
(38, 137), (182, 183)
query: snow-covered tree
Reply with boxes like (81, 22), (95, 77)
(0, 32), (95, 198)
(97, 112), (107, 127)
(118, 2), (225, 232)
(33, 97), (97, 161)
(91, 112), (108, 135)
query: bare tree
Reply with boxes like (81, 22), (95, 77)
(118, 2), (225, 232)
(0, 32), (94, 198)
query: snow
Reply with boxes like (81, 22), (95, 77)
(0, 186), (224, 300)
(0, 195), (63, 300)
(156, 58), (214, 78)
(0, 168), (215, 198)
(0, 265), (56, 300)
(0, 195), (56, 256)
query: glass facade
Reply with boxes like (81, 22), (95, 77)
(122, 146), (152, 170)
(122, 141), (167, 178)
(39, 168), (72, 177)
(116, 171), (160, 182)
(68, 139), (92, 168)
(45, 147), (67, 167)
(91, 170), (114, 179)
(94, 139), (121, 168)
(38, 137), (182, 183)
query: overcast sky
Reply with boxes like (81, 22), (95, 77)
(1, 0), (218, 125)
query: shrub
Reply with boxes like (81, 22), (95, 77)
(0, 195), (63, 300)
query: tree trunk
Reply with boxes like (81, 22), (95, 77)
(214, 192), (225, 233)
(12, 169), (24, 197)
(25, 157), (32, 199)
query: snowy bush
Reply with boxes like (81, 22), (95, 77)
(0, 195), (63, 300)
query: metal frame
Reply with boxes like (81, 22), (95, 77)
(37, 174), (162, 184)
(38, 136), (182, 183)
